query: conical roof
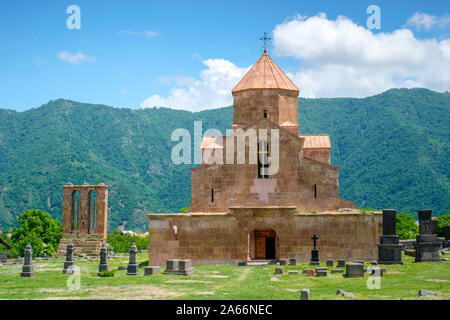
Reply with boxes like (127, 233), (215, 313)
(232, 52), (299, 93)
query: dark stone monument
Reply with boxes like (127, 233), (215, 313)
(289, 258), (297, 266)
(331, 269), (344, 274)
(144, 266), (160, 276)
(309, 234), (320, 266)
(444, 224), (450, 248)
(337, 259), (346, 268)
(345, 263), (364, 278)
(97, 242), (109, 276)
(126, 243), (139, 275)
(21, 243), (35, 277)
(431, 220), (439, 236)
(326, 260), (334, 267)
(176, 260), (196, 275)
(279, 259), (287, 266)
(274, 267), (283, 275)
(300, 289), (310, 300)
(415, 210), (441, 263)
(377, 209), (403, 265)
(63, 240), (75, 274)
(315, 269), (327, 277)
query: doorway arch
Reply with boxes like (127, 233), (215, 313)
(248, 229), (279, 260)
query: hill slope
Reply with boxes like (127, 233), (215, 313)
(0, 88), (448, 231)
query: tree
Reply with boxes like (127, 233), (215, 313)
(436, 213), (450, 237)
(10, 209), (62, 258)
(396, 213), (419, 240)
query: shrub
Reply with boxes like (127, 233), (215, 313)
(179, 207), (189, 213)
(107, 229), (148, 253)
(10, 209), (62, 258)
(99, 270), (115, 277)
(396, 213), (419, 240)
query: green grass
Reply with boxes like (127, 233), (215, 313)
(0, 253), (448, 300)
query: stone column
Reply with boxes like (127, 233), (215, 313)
(62, 185), (74, 235)
(78, 188), (90, 235)
(95, 185), (108, 239)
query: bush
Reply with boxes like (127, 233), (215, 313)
(436, 213), (450, 237)
(99, 270), (115, 277)
(396, 213), (419, 240)
(10, 209), (62, 258)
(106, 229), (148, 253)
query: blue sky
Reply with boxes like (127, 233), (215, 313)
(0, 0), (449, 111)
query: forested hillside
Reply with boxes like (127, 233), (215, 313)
(0, 88), (448, 231)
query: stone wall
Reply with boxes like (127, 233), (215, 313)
(148, 208), (382, 266)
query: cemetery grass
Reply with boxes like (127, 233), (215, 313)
(0, 253), (448, 300)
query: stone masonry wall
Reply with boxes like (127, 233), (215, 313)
(148, 208), (382, 265)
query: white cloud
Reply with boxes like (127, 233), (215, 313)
(119, 30), (159, 38)
(58, 51), (96, 64)
(273, 13), (450, 98)
(404, 12), (450, 31)
(141, 59), (250, 111)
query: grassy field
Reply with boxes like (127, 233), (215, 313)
(0, 253), (448, 300)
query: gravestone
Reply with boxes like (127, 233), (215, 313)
(309, 234), (320, 265)
(126, 243), (139, 275)
(289, 258), (296, 266)
(326, 260), (334, 267)
(345, 263), (364, 278)
(377, 209), (403, 265)
(416, 210), (441, 263)
(445, 225), (450, 248)
(163, 259), (180, 274)
(177, 260), (196, 275)
(337, 259), (346, 268)
(63, 240), (76, 274)
(302, 269), (308, 274)
(97, 242), (109, 276)
(300, 289), (310, 300)
(315, 269), (327, 277)
(144, 266), (160, 276)
(279, 259), (287, 266)
(274, 267), (283, 275)
(331, 269), (344, 274)
(288, 270), (299, 274)
(20, 243), (35, 277)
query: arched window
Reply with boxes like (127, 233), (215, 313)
(89, 190), (97, 233)
(258, 141), (269, 179)
(72, 190), (80, 232)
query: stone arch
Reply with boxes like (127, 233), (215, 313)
(88, 190), (97, 234)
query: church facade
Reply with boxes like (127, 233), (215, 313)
(147, 51), (381, 265)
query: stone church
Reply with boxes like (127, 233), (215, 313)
(148, 50), (381, 265)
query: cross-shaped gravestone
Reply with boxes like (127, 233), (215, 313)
(311, 235), (319, 249)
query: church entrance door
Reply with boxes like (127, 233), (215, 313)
(255, 230), (276, 259)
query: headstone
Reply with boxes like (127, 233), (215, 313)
(97, 242), (109, 276)
(63, 240), (75, 274)
(336, 289), (356, 298)
(144, 266), (160, 276)
(310, 234), (320, 265)
(418, 289), (441, 297)
(289, 258), (296, 266)
(345, 263), (364, 278)
(302, 269), (308, 274)
(315, 269), (327, 277)
(326, 260), (334, 267)
(331, 269), (344, 274)
(163, 259), (180, 274)
(416, 210), (441, 263)
(377, 209), (403, 265)
(445, 225), (450, 248)
(337, 259), (346, 268)
(177, 260), (196, 275)
(20, 243), (35, 277)
(300, 289), (310, 300)
(274, 267), (283, 275)
(279, 259), (287, 266)
(126, 243), (139, 275)
(288, 270), (299, 274)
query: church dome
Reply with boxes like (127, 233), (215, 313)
(232, 52), (299, 94)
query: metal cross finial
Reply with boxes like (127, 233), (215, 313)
(311, 234), (319, 248)
(260, 32), (271, 53)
